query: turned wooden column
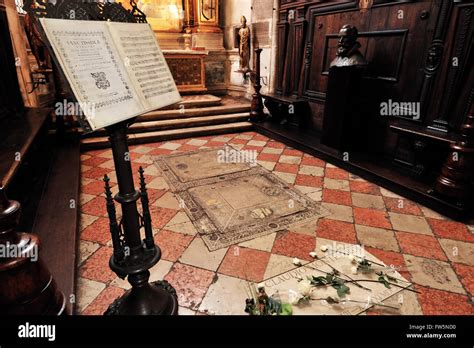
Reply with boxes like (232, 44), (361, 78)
(434, 104), (474, 204)
(250, 48), (265, 123)
(0, 188), (66, 315)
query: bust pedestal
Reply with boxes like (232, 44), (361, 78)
(321, 66), (367, 152)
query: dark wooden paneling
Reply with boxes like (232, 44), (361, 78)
(276, 11), (288, 94)
(303, 1), (436, 112)
(428, 2), (474, 130)
(32, 137), (80, 314)
(266, 0), (474, 217)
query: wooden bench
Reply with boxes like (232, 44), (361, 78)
(262, 93), (310, 128)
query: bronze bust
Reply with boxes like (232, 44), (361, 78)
(330, 25), (368, 68)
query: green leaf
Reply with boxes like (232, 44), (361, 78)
(378, 275), (391, 289)
(280, 303), (293, 316)
(311, 276), (328, 286)
(358, 259), (372, 273)
(326, 296), (339, 304)
(387, 274), (398, 283)
(336, 284), (350, 298)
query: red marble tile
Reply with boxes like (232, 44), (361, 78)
(274, 163), (299, 174)
(396, 232), (448, 261)
(82, 180), (108, 196)
(316, 219), (358, 244)
(325, 167), (349, 180)
(453, 263), (474, 296)
(253, 134), (269, 142)
(177, 144), (200, 152)
(282, 149), (303, 157)
(80, 247), (116, 283)
(353, 207), (392, 229)
(322, 189), (352, 206)
(82, 167), (113, 180)
(242, 131), (256, 137)
(133, 174), (155, 188)
(81, 286), (125, 315)
(301, 155), (325, 167)
(257, 153), (280, 162)
(86, 149), (107, 157)
(81, 217), (111, 245)
(349, 181), (381, 195)
(149, 148), (174, 156)
(242, 145), (263, 153)
(415, 285), (474, 315)
(383, 197), (422, 216)
(130, 162), (146, 173)
(229, 138), (248, 145)
(82, 156), (110, 167)
(295, 174), (323, 188)
(426, 218), (474, 242)
(364, 247), (411, 281)
(218, 247), (271, 282)
(82, 196), (108, 217)
(272, 231), (316, 261)
(265, 141), (286, 149)
(164, 263), (215, 309)
(154, 230), (193, 262)
(150, 207), (178, 229)
(145, 188), (167, 205)
(206, 141), (226, 148)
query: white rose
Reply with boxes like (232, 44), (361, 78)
(349, 255), (357, 264)
(320, 245), (329, 252)
(351, 266), (358, 275)
(297, 280), (313, 297)
(309, 251), (318, 259)
(293, 258), (302, 266)
(288, 289), (302, 305)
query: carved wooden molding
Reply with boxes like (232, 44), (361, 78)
(439, 5), (474, 128)
(421, 0), (453, 130)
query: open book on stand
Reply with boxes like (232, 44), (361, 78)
(40, 18), (182, 133)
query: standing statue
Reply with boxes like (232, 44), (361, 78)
(238, 15), (251, 74)
(330, 25), (368, 68)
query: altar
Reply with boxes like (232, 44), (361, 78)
(163, 50), (208, 93)
(130, 0), (225, 94)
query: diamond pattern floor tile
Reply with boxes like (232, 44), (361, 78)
(76, 131), (474, 315)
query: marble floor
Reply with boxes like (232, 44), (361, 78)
(77, 131), (474, 315)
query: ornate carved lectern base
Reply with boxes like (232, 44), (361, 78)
(104, 122), (179, 316)
(105, 280), (178, 316)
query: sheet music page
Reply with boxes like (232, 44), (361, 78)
(108, 22), (182, 111)
(40, 18), (144, 131)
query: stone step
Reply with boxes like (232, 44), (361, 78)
(137, 104), (251, 122)
(162, 94), (222, 110)
(83, 113), (250, 138)
(81, 122), (253, 151)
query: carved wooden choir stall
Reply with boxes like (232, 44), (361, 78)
(256, 0), (474, 219)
